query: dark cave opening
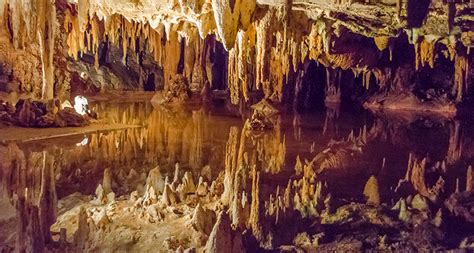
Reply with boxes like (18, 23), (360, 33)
(144, 73), (156, 91)
(294, 60), (327, 112)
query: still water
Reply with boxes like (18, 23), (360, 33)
(1, 100), (471, 206)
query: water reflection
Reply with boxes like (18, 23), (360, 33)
(1, 101), (473, 250)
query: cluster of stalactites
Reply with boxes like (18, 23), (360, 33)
(62, 0), (471, 104)
(1, 0), (56, 99)
(1, 0), (41, 49)
(226, 5), (392, 105)
(411, 34), (470, 102)
(63, 9), (211, 90)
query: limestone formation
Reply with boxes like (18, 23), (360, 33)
(0, 1), (473, 253)
(363, 176), (380, 206)
(146, 166), (165, 194)
(74, 206), (90, 250)
(191, 203), (216, 235)
(204, 211), (244, 253)
(162, 184), (178, 206)
(102, 168), (113, 195)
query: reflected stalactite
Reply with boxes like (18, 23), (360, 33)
(308, 124), (373, 174)
(38, 152), (57, 243)
(249, 115), (286, 175)
(222, 126), (239, 206)
(447, 120), (462, 165)
(322, 106), (340, 136)
(0, 143), (58, 253)
(182, 109), (208, 169)
(292, 114), (301, 141)
(3, 99), (474, 251)
(324, 68), (341, 106)
(396, 154), (445, 201)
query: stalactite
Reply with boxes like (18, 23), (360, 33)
(163, 25), (181, 90)
(415, 36), (437, 70)
(374, 36), (391, 52)
(211, 0), (256, 50)
(454, 47), (469, 102)
(325, 68), (341, 104)
(228, 26), (255, 103)
(255, 9), (274, 95)
(184, 27), (198, 83)
(37, 0), (56, 99)
(64, 10), (81, 60)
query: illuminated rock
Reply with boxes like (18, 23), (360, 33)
(191, 203), (216, 235)
(205, 211), (244, 253)
(363, 176), (380, 206)
(146, 166), (165, 194)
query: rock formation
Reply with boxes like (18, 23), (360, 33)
(0, 0), (473, 252)
(363, 175), (380, 206)
(0, 0), (470, 113)
(204, 211), (244, 253)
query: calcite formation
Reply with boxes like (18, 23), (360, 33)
(0, 0), (469, 113)
(0, 0), (474, 252)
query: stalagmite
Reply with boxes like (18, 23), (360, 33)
(102, 168), (113, 195)
(161, 184), (178, 206)
(191, 203), (215, 235)
(398, 198), (411, 222)
(411, 194), (428, 212)
(295, 155), (303, 176)
(196, 177), (209, 196)
(183, 171), (197, 193)
(142, 185), (158, 206)
(205, 211), (244, 253)
(74, 206), (89, 250)
(146, 166), (165, 194)
(363, 175), (380, 206)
